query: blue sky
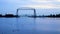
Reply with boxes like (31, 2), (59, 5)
(0, 0), (60, 15)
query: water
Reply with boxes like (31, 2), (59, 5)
(0, 17), (60, 34)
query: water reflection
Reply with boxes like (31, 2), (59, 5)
(0, 17), (60, 34)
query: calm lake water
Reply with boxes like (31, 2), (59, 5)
(0, 17), (60, 34)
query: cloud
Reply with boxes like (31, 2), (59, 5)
(22, 4), (60, 9)
(0, 0), (60, 9)
(31, 0), (60, 2)
(31, 0), (52, 2)
(57, 0), (60, 2)
(27, 0), (60, 8)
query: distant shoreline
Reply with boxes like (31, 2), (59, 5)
(0, 13), (60, 18)
(0, 14), (19, 18)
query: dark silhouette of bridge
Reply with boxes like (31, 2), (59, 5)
(16, 7), (36, 17)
